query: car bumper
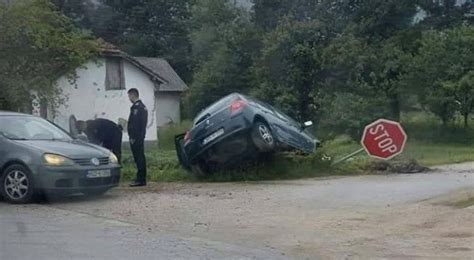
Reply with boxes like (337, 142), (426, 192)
(34, 165), (121, 193)
(184, 115), (253, 163)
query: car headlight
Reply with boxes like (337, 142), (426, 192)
(43, 154), (74, 166)
(109, 153), (118, 164)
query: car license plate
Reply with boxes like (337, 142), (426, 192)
(203, 129), (224, 145)
(87, 169), (111, 178)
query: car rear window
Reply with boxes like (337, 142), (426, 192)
(193, 94), (238, 125)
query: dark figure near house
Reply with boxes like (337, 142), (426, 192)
(77, 118), (123, 164)
(127, 88), (148, 187)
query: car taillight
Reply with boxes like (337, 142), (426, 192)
(230, 100), (246, 114)
(184, 131), (191, 145)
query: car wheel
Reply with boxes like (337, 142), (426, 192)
(0, 164), (36, 204)
(251, 121), (275, 152)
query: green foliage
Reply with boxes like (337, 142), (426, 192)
(406, 26), (474, 125)
(417, 0), (473, 29)
(343, 0), (419, 40)
(111, 0), (193, 82)
(402, 112), (474, 145)
(53, 0), (194, 82)
(252, 0), (325, 31)
(253, 20), (328, 122)
(0, 0), (98, 111)
(185, 0), (258, 116)
(318, 93), (390, 139)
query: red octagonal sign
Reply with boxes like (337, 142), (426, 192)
(361, 119), (407, 160)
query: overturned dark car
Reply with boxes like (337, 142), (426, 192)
(175, 93), (318, 175)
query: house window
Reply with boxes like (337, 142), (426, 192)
(105, 57), (125, 90)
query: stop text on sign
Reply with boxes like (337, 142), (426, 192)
(369, 124), (399, 153)
(361, 119), (407, 160)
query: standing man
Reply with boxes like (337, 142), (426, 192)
(76, 119), (123, 164)
(127, 88), (148, 187)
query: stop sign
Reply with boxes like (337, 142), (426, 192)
(361, 119), (407, 160)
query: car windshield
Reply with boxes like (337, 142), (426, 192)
(0, 116), (72, 141)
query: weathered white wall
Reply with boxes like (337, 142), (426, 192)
(156, 92), (181, 127)
(54, 58), (158, 141)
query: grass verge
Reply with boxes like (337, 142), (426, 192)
(120, 114), (474, 183)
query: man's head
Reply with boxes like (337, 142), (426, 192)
(127, 88), (139, 103)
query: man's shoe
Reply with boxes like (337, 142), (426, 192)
(129, 181), (146, 187)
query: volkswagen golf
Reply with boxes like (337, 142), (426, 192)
(0, 111), (121, 204)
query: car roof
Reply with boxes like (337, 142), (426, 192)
(0, 111), (34, 117)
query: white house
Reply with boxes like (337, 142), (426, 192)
(34, 44), (187, 141)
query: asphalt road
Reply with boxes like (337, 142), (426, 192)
(0, 163), (473, 259)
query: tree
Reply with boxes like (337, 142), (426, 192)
(0, 0), (98, 112)
(406, 26), (474, 126)
(323, 33), (414, 123)
(252, 20), (329, 122)
(52, 0), (194, 82)
(417, 0), (474, 29)
(108, 0), (194, 82)
(186, 0), (258, 116)
(252, 0), (320, 31)
(454, 71), (474, 127)
(190, 0), (242, 65)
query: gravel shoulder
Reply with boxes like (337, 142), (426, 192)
(5, 163), (474, 259)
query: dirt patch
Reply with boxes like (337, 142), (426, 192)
(367, 159), (430, 174)
(450, 197), (474, 208)
(441, 232), (473, 238)
(427, 188), (474, 208)
(449, 247), (472, 252)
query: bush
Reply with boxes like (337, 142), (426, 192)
(402, 112), (474, 145)
(318, 93), (391, 140)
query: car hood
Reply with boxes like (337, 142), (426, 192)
(19, 140), (110, 159)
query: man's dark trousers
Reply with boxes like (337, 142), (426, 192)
(130, 139), (146, 184)
(103, 130), (122, 164)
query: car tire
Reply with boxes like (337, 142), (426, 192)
(251, 121), (275, 152)
(0, 164), (36, 204)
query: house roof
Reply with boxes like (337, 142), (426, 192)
(97, 39), (187, 92)
(132, 57), (188, 92)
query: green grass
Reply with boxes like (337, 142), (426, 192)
(404, 142), (474, 166)
(200, 151), (338, 182)
(327, 138), (474, 170)
(327, 112), (474, 170)
(120, 113), (474, 183)
(121, 145), (193, 182)
(157, 120), (192, 150)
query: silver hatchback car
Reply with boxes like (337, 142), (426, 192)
(0, 111), (121, 204)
